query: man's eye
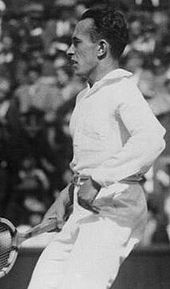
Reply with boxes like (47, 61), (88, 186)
(73, 39), (80, 47)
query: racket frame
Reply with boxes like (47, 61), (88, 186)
(0, 218), (19, 278)
(0, 217), (58, 278)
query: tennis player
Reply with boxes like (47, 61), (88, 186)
(28, 7), (166, 289)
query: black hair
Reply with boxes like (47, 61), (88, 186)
(80, 8), (129, 59)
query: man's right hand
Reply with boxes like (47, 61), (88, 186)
(42, 183), (74, 232)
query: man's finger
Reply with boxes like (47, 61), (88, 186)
(44, 217), (64, 232)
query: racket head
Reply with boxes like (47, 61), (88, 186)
(0, 218), (18, 278)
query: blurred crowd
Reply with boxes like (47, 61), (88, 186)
(0, 0), (170, 246)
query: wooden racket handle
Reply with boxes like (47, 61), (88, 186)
(20, 218), (59, 241)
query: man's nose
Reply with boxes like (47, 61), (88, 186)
(67, 44), (74, 56)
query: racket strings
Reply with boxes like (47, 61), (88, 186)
(0, 224), (13, 270)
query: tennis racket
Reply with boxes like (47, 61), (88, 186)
(0, 217), (58, 278)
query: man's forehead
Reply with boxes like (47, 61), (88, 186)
(73, 18), (94, 38)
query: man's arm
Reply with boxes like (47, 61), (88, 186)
(91, 80), (166, 187)
(77, 176), (101, 214)
(42, 183), (74, 231)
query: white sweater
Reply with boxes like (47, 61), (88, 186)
(69, 69), (166, 187)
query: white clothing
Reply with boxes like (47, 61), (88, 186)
(28, 69), (165, 289)
(28, 183), (147, 289)
(70, 69), (165, 186)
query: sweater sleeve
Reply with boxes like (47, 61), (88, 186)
(91, 80), (166, 186)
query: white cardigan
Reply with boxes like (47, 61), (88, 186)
(69, 68), (166, 187)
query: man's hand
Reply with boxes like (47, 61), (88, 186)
(77, 177), (101, 214)
(42, 184), (74, 232)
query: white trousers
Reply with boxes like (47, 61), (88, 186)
(27, 183), (147, 289)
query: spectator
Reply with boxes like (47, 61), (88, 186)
(4, 107), (61, 226)
(14, 65), (63, 122)
(54, 59), (84, 103)
(0, 76), (10, 214)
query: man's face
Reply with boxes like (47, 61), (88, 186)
(67, 18), (98, 79)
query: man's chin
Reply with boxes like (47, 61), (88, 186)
(73, 69), (82, 77)
(72, 66), (86, 78)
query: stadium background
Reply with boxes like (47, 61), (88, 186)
(0, 1), (170, 288)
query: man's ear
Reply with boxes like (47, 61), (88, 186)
(97, 40), (108, 58)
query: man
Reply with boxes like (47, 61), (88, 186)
(28, 8), (165, 289)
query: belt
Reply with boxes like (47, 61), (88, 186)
(71, 174), (89, 186)
(71, 173), (144, 187)
(120, 175), (144, 184)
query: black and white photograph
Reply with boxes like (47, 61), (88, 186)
(0, 1), (170, 288)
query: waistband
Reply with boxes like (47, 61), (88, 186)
(120, 175), (144, 184)
(71, 173), (144, 187)
(71, 174), (89, 186)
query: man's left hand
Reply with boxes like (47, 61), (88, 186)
(77, 177), (101, 214)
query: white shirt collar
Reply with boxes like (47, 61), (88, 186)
(86, 69), (132, 95)
(101, 68), (132, 81)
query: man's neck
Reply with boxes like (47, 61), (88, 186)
(88, 59), (119, 88)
